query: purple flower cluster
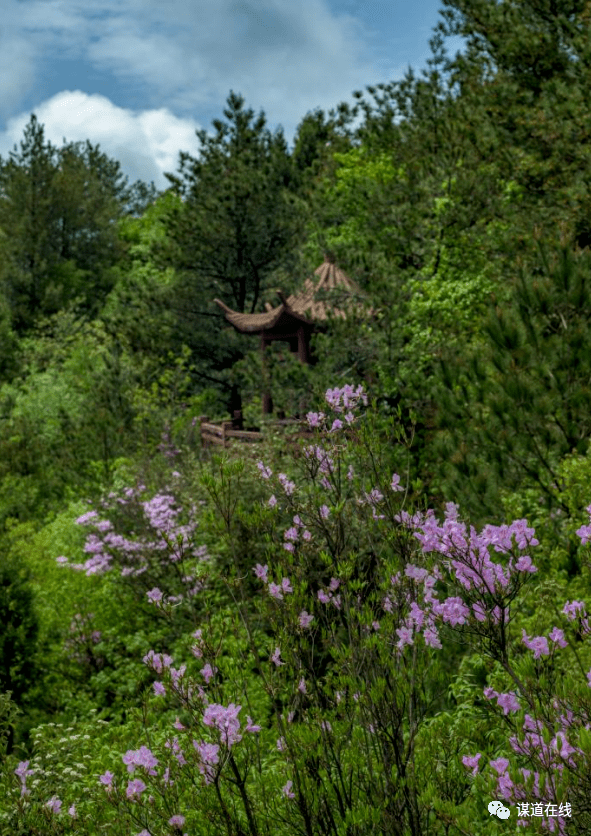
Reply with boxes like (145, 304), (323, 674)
(467, 711), (580, 829)
(100, 668), (263, 816)
(299, 610), (314, 628)
(202, 702), (243, 748)
(318, 578), (341, 610)
(305, 384), (367, 433)
(306, 411), (325, 428)
(454, 508), (591, 830)
(126, 778), (146, 800)
(40, 394), (591, 835)
(45, 795), (62, 813)
(283, 514), (313, 547)
(253, 564), (294, 601)
(398, 502), (539, 595)
(382, 563), (443, 650)
(14, 760), (33, 797)
(56, 486), (208, 615)
(357, 487), (386, 520)
(303, 445), (334, 476)
(462, 753), (481, 776)
(325, 384), (368, 413)
(522, 631), (550, 659)
(278, 473), (296, 496)
(157, 426), (180, 460)
(576, 505), (591, 544)
(484, 688), (521, 715)
(122, 746), (159, 776)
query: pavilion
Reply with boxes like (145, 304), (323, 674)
(214, 255), (369, 414)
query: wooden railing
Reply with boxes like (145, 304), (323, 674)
(198, 413), (317, 449)
(199, 417), (263, 448)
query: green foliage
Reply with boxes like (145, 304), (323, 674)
(232, 342), (318, 422)
(129, 344), (212, 454)
(0, 115), (157, 335)
(0, 315), (140, 523)
(0, 390), (590, 834)
(4, 3), (591, 830)
(290, 108), (353, 200)
(0, 293), (19, 383)
(318, 145), (401, 252)
(150, 92), (309, 409)
(432, 240), (591, 529)
(0, 553), (39, 707)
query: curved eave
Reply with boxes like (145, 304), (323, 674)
(214, 298), (316, 333)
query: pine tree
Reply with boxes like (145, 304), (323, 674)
(0, 115), (159, 333)
(437, 0), (591, 247)
(155, 91), (306, 316)
(433, 239), (591, 526)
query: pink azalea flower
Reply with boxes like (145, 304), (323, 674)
(254, 563), (269, 582)
(169, 815), (185, 827)
(99, 770), (114, 788)
(390, 473), (404, 492)
(45, 796), (62, 813)
(299, 611), (314, 628)
(126, 778), (146, 799)
(396, 626), (413, 648)
(462, 753), (482, 775)
(549, 627), (568, 648)
(490, 757), (510, 775)
(423, 627), (442, 649)
(496, 692), (520, 715)
(522, 630), (550, 659)
(201, 663), (217, 683)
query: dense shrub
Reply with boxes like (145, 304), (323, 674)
(0, 386), (589, 835)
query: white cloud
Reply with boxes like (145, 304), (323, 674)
(0, 27), (39, 118)
(83, 0), (376, 130)
(0, 90), (202, 191)
(2, 0), (380, 139)
(0, 0), (393, 191)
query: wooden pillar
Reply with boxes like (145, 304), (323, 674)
(297, 326), (310, 364)
(229, 383), (242, 417)
(221, 420), (233, 448)
(262, 391), (273, 414)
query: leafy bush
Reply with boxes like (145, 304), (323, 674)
(0, 552), (39, 708)
(1, 387), (590, 835)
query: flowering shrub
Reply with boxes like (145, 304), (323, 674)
(2, 384), (591, 835)
(56, 482), (210, 610)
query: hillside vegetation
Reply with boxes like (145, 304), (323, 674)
(1, 1), (591, 833)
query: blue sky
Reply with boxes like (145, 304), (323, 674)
(0, 0), (463, 195)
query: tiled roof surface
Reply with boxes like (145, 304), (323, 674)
(214, 258), (369, 333)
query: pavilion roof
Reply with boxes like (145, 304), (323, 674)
(214, 257), (367, 334)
